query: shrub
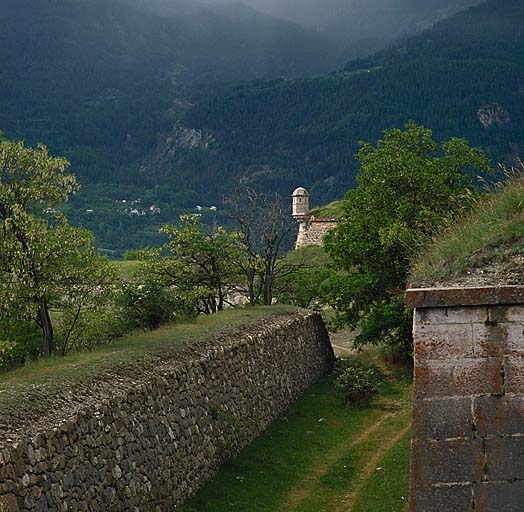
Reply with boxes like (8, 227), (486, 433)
(55, 308), (129, 355)
(0, 321), (42, 371)
(118, 280), (196, 330)
(334, 360), (383, 406)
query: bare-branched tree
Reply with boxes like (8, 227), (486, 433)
(224, 187), (301, 305)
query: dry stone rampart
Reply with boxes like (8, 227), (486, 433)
(295, 218), (337, 249)
(407, 286), (524, 512)
(0, 311), (334, 512)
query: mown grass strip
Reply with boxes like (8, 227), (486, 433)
(0, 305), (297, 389)
(351, 428), (411, 512)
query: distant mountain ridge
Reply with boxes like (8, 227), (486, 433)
(142, 0), (523, 209)
(214, 0), (485, 59)
(0, 0), (339, 183)
(2, 0), (521, 254)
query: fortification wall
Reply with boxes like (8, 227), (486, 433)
(0, 311), (334, 512)
(407, 286), (524, 512)
(295, 218), (337, 249)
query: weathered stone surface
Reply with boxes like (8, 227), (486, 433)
(295, 218), (337, 249)
(505, 357), (524, 394)
(0, 312), (334, 511)
(411, 438), (485, 486)
(406, 286), (524, 309)
(474, 395), (524, 437)
(409, 484), (473, 512)
(413, 397), (472, 440)
(414, 358), (503, 399)
(410, 296), (524, 511)
(471, 323), (508, 358)
(0, 494), (19, 512)
(414, 323), (475, 361)
(416, 306), (488, 326)
(498, 305), (524, 323)
(503, 324), (524, 355)
(406, 287), (501, 309)
(474, 481), (524, 512)
(485, 437), (524, 481)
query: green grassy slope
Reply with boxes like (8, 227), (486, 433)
(411, 174), (524, 287)
(0, 306), (296, 392)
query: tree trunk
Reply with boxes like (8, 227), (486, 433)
(246, 268), (256, 305)
(38, 297), (55, 357)
(263, 270), (273, 306)
(217, 285), (224, 311)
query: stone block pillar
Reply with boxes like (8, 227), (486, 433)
(406, 286), (524, 512)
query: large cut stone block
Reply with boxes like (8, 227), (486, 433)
(414, 323), (475, 361)
(413, 397), (473, 440)
(503, 324), (524, 355)
(473, 395), (524, 437)
(416, 306), (488, 326)
(471, 323), (507, 358)
(474, 481), (524, 512)
(411, 438), (485, 486)
(485, 436), (524, 481)
(504, 357), (524, 394)
(414, 358), (503, 399)
(409, 484), (473, 512)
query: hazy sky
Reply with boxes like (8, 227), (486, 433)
(142, 0), (485, 62)
(197, 0), (484, 32)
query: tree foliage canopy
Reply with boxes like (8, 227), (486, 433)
(0, 140), (114, 358)
(323, 122), (492, 355)
(140, 215), (245, 314)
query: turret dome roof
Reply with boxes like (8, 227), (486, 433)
(292, 187), (309, 197)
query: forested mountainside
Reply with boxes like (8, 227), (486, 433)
(0, 0), (337, 183)
(147, 0), (524, 210)
(226, 0), (483, 60)
(0, 0), (344, 255)
(2, 0), (520, 254)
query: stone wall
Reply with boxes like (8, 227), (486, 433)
(295, 218), (337, 249)
(407, 286), (524, 512)
(0, 311), (334, 512)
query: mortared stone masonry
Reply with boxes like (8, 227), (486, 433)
(406, 286), (524, 511)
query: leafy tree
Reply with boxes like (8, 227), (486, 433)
(0, 140), (114, 357)
(0, 320), (42, 371)
(117, 279), (195, 331)
(323, 122), (491, 357)
(275, 246), (336, 309)
(53, 236), (117, 355)
(141, 215), (245, 314)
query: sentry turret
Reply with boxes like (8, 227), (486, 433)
(292, 187), (310, 220)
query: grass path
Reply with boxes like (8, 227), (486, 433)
(282, 412), (393, 511)
(283, 382), (412, 512)
(180, 358), (412, 512)
(338, 419), (412, 511)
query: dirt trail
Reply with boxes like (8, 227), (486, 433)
(330, 328), (358, 357)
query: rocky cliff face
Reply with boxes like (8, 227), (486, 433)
(140, 123), (216, 182)
(477, 104), (511, 128)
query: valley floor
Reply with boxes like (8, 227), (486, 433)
(180, 350), (412, 512)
